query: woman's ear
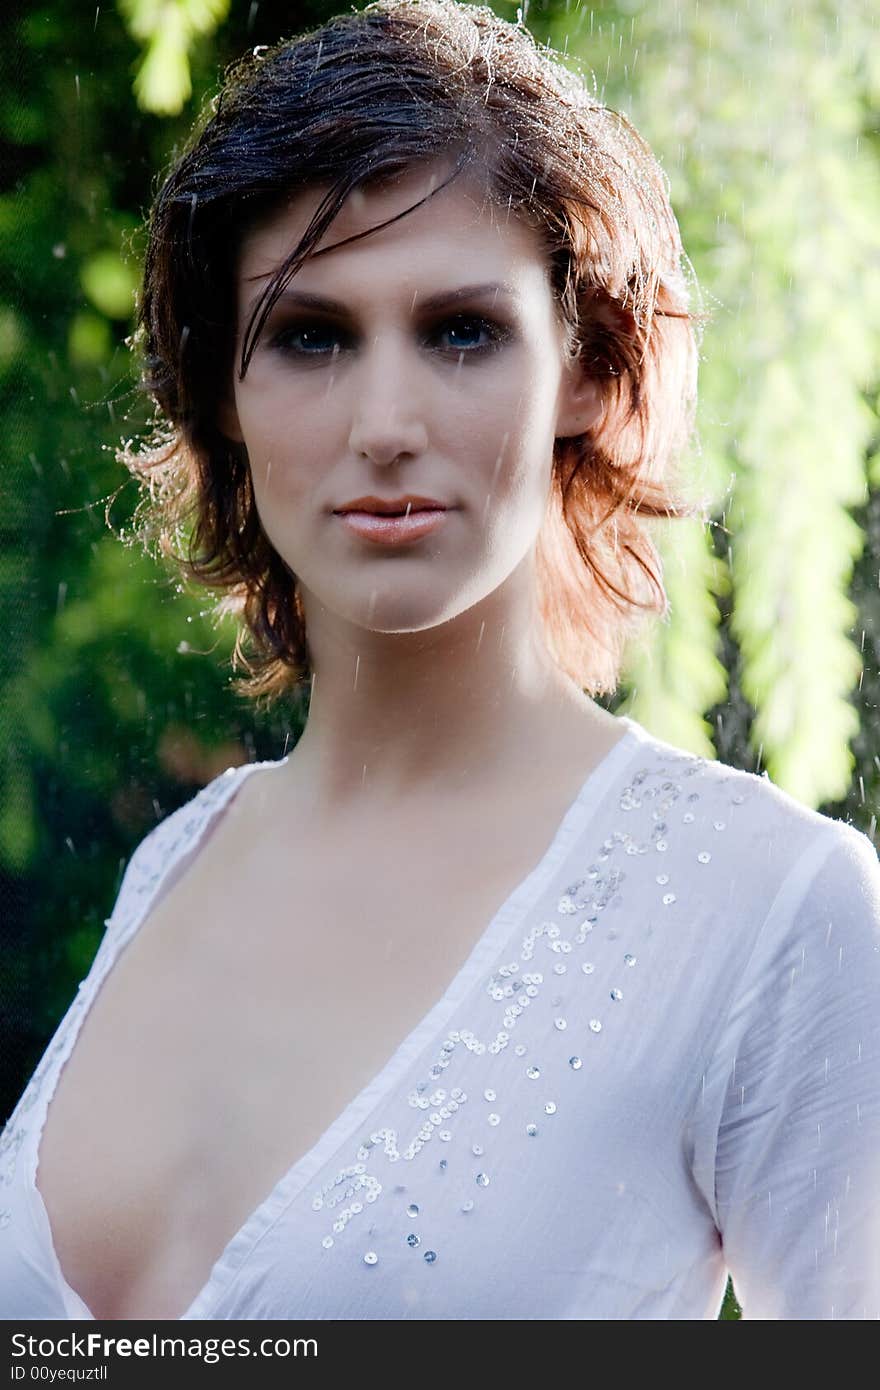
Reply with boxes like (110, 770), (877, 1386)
(554, 293), (637, 440)
(554, 359), (606, 441)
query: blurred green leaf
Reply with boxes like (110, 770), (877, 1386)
(80, 250), (139, 320)
(68, 311), (112, 366)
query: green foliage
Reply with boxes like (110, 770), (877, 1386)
(538, 0), (880, 816)
(80, 248), (140, 319)
(618, 516), (730, 756)
(118, 0), (232, 113)
(719, 1276), (742, 1320)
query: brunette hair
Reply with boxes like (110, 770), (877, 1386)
(118, 0), (709, 707)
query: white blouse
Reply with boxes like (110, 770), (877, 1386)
(1, 714), (878, 1319)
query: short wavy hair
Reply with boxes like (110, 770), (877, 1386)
(118, 0), (707, 707)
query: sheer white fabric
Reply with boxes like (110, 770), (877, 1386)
(2, 716), (878, 1320)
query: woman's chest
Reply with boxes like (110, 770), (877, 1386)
(32, 817), (560, 1321)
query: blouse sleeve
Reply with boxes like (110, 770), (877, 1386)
(711, 820), (880, 1319)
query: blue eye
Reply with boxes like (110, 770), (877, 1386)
(268, 314), (510, 360)
(272, 323), (341, 356)
(437, 316), (504, 353)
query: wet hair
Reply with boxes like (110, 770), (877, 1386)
(118, 0), (709, 707)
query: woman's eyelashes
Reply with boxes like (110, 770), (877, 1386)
(267, 313), (513, 361)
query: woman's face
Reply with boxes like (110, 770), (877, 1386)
(219, 159), (602, 638)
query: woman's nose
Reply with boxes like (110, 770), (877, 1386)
(346, 334), (430, 463)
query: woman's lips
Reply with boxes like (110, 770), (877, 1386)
(335, 508), (451, 546)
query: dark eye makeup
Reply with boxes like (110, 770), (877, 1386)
(265, 313), (514, 362)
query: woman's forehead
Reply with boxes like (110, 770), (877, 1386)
(235, 164), (549, 305)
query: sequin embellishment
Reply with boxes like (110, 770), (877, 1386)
(293, 743), (755, 1271)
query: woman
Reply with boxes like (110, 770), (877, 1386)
(2, 0), (878, 1321)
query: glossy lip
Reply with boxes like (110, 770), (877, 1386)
(333, 494), (449, 516)
(335, 509), (451, 547)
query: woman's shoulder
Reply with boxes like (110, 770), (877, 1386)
(621, 714), (876, 878)
(103, 756), (281, 933)
(615, 717), (878, 973)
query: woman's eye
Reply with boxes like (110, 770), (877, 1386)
(268, 314), (509, 360)
(271, 323), (344, 356)
(434, 315), (508, 354)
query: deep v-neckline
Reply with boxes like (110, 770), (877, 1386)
(26, 718), (641, 1320)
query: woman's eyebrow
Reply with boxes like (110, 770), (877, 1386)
(245, 281), (519, 317)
